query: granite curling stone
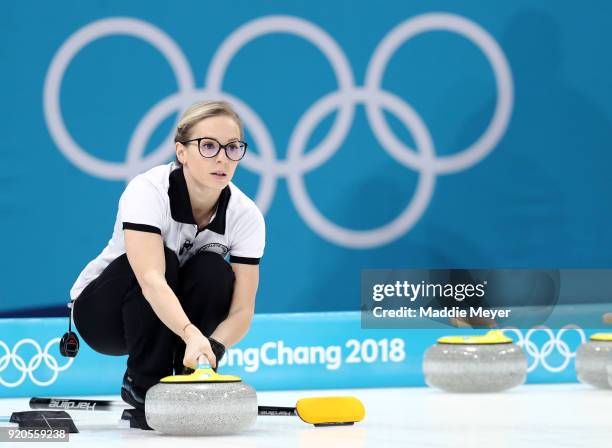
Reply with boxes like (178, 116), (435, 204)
(145, 360), (257, 435)
(423, 330), (527, 393)
(575, 333), (612, 389)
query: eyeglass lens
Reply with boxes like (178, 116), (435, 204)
(199, 138), (246, 160)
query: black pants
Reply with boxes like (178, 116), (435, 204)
(73, 247), (235, 389)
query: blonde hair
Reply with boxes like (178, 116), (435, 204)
(174, 100), (244, 163)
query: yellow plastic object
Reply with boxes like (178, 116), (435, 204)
(295, 396), (365, 425)
(437, 329), (513, 345)
(159, 366), (242, 383)
(589, 333), (612, 342)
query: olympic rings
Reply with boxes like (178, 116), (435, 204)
(503, 326), (587, 373)
(44, 13), (514, 248)
(0, 338), (74, 387)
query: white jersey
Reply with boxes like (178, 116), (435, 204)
(69, 161), (265, 303)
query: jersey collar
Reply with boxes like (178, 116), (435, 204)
(168, 165), (231, 235)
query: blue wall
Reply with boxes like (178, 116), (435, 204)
(1, 1), (611, 315)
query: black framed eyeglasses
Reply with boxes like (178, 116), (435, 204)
(179, 136), (248, 161)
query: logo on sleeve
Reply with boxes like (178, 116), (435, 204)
(197, 243), (229, 257)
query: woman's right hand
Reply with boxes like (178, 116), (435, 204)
(183, 325), (217, 370)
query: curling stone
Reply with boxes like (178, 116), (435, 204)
(575, 333), (612, 389)
(145, 358), (257, 435)
(423, 330), (527, 393)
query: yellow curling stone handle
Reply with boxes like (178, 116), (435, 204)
(590, 333), (612, 342)
(160, 358), (242, 383)
(437, 329), (513, 345)
(592, 313), (612, 341)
